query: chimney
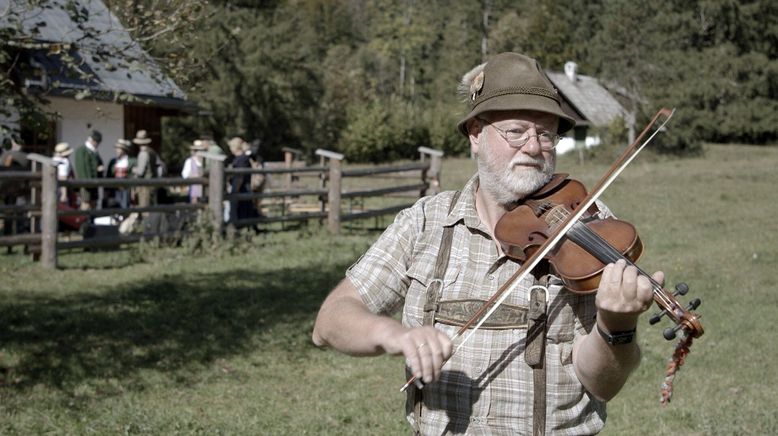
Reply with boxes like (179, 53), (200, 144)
(564, 61), (578, 83)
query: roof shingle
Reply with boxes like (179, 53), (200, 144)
(1, 0), (186, 103)
(547, 70), (626, 127)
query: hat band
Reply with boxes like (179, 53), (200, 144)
(472, 86), (559, 109)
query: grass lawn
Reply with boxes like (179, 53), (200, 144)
(1, 143), (776, 434)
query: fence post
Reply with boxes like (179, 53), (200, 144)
(138, 187), (150, 208)
(417, 146), (444, 196)
(30, 160), (38, 241)
(281, 147), (301, 190)
(284, 149), (293, 189)
(28, 154), (58, 269)
(315, 149), (344, 234)
(202, 151), (226, 236)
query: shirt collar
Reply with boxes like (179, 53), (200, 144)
(443, 174), (484, 231)
(85, 141), (96, 152)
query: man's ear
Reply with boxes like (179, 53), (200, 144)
(467, 118), (482, 155)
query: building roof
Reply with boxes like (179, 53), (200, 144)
(0, 0), (188, 107)
(547, 65), (627, 128)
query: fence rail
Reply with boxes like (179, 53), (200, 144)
(0, 148), (443, 268)
(59, 177), (209, 188)
(56, 203), (207, 218)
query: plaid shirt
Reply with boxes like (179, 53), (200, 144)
(348, 175), (608, 435)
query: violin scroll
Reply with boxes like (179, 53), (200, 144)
(648, 282), (704, 340)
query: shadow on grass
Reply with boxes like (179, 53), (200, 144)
(0, 261), (349, 392)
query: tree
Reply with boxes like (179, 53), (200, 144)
(590, 0), (778, 152)
(106, 0), (213, 92)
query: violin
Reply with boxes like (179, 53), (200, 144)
(494, 174), (704, 341)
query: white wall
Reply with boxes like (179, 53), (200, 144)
(47, 97), (124, 163)
(556, 135), (601, 155)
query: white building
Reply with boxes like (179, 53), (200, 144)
(546, 62), (631, 155)
(1, 0), (192, 163)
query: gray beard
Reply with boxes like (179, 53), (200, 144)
(477, 137), (555, 207)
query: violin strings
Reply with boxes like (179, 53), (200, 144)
(546, 204), (677, 311)
(563, 218), (675, 308)
(574, 224), (676, 308)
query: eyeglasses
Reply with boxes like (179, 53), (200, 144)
(478, 118), (561, 151)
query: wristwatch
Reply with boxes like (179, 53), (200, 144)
(596, 323), (636, 345)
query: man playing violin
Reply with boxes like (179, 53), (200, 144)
(312, 52), (662, 435)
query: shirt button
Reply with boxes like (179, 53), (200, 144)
(488, 274), (495, 281)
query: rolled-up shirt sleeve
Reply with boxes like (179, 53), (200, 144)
(346, 201), (426, 316)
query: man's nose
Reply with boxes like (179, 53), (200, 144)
(512, 130), (542, 155)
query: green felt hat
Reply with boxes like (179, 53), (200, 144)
(457, 52), (575, 137)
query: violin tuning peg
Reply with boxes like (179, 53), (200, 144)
(674, 282), (689, 296)
(649, 309), (668, 325)
(663, 324), (683, 340)
(686, 298), (701, 311)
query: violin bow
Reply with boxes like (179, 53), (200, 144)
(401, 107), (676, 393)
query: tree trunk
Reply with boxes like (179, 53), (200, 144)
(481, 0), (492, 61)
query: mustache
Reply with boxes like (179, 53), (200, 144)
(510, 156), (546, 167)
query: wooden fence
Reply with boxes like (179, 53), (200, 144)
(0, 147), (443, 268)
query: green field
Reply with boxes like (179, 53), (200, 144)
(1, 144), (776, 434)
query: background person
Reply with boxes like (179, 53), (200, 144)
(131, 130), (158, 206)
(72, 129), (103, 210)
(52, 142), (73, 204)
(106, 139), (134, 209)
(181, 140), (207, 204)
(227, 136), (259, 222)
(312, 52), (660, 435)
(131, 130), (157, 179)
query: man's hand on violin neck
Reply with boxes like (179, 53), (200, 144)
(382, 325), (453, 385)
(595, 259), (661, 332)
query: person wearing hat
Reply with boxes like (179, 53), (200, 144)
(52, 142), (73, 203)
(131, 130), (158, 179)
(106, 139), (134, 208)
(181, 140), (207, 203)
(312, 53), (659, 434)
(73, 129), (104, 209)
(227, 136), (259, 222)
(131, 130), (159, 206)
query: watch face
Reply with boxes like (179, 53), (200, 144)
(611, 334), (634, 345)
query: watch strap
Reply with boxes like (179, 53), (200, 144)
(596, 323), (636, 345)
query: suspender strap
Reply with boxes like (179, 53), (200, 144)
(525, 277), (550, 436)
(532, 358), (547, 436)
(422, 224), (455, 326)
(421, 190), (461, 326)
(413, 190), (461, 435)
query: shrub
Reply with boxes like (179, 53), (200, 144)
(339, 97), (430, 163)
